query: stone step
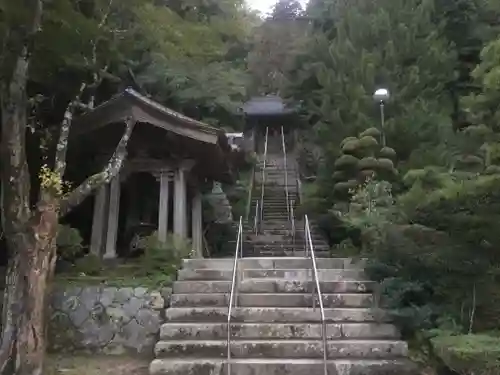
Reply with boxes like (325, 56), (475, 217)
(181, 257), (365, 270)
(170, 293), (373, 308)
(160, 322), (399, 340)
(173, 278), (374, 294)
(165, 307), (386, 323)
(250, 243), (329, 250)
(244, 269), (364, 280)
(254, 252), (331, 258)
(154, 339), (408, 359)
(238, 279), (374, 294)
(173, 279), (374, 294)
(150, 358), (418, 375)
(177, 268), (364, 281)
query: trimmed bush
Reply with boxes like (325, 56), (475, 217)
(432, 334), (500, 375)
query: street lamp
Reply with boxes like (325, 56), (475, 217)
(373, 88), (390, 146)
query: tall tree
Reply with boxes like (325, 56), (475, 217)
(0, 0), (253, 373)
(247, 0), (307, 94)
(0, 1), (138, 374)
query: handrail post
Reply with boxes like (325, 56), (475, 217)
(259, 127), (268, 233)
(281, 126), (290, 223)
(254, 201), (259, 235)
(227, 217), (243, 375)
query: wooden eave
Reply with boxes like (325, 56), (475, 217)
(71, 88), (228, 148)
(69, 88), (234, 183)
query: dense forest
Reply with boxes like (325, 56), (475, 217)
(2, 0), (500, 373)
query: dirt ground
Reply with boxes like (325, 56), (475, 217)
(46, 355), (150, 375)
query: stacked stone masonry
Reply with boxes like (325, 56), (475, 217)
(49, 286), (171, 355)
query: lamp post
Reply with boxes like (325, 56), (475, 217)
(373, 88), (390, 147)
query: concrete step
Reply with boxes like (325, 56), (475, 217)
(165, 307), (387, 323)
(170, 293), (373, 308)
(173, 279), (374, 294)
(251, 243), (329, 250)
(150, 358), (418, 375)
(154, 339), (408, 359)
(254, 251), (331, 258)
(160, 322), (399, 340)
(177, 268), (364, 281)
(244, 269), (364, 280)
(181, 257), (365, 270)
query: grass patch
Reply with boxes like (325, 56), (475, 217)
(55, 234), (192, 289)
(46, 355), (149, 375)
(431, 333), (500, 374)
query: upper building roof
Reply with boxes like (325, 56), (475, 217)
(241, 95), (296, 116)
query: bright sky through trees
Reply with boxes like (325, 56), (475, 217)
(247, 0), (308, 16)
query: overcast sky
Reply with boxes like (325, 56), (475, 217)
(246, 0), (308, 16)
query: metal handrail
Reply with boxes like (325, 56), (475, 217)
(227, 216), (243, 375)
(304, 214), (328, 375)
(253, 200), (259, 235)
(259, 127), (268, 231)
(290, 199), (296, 246)
(244, 165), (255, 222)
(281, 126), (290, 221)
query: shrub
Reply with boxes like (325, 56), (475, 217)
(359, 127), (381, 138)
(431, 334), (500, 375)
(73, 254), (103, 276)
(56, 225), (83, 260)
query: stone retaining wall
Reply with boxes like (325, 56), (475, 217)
(49, 286), (171, 356)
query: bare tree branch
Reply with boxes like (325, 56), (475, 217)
(59, 118), (136, 217)
(53, 82), (86, 177)
(54, 0), (114, 178)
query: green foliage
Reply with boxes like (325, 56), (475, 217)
(331, 129), (398, 201)
(59, 233), (192, 288)
(73, 254), (103, 277)
(56, 225), (83, 260)
(137, 233), (192, 286)
(340, 178), (497, 336)
(432, 334), (500, 375)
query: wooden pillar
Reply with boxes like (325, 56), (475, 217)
(191, 191), (203, 258)
(158, 170), (171, 242)
(90, 185), (109, 257)
(173, 161), (195, 239)
(104, 173), (121, 259)
(173, 168), (187, 238)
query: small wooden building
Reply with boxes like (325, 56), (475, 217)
(68, 88), (234, 259)
(241, 95), (299, 153)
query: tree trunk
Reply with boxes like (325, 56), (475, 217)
(1, 193), (58, 375)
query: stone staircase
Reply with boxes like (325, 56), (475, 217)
(148, 136), (417, 375)
(150, 257), (417, 375)
(249, 151), (330, 257)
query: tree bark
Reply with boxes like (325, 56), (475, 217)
(0, 197), (57, 375)
(0, 2), (52, 374)
(0, 2), (134, 374)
